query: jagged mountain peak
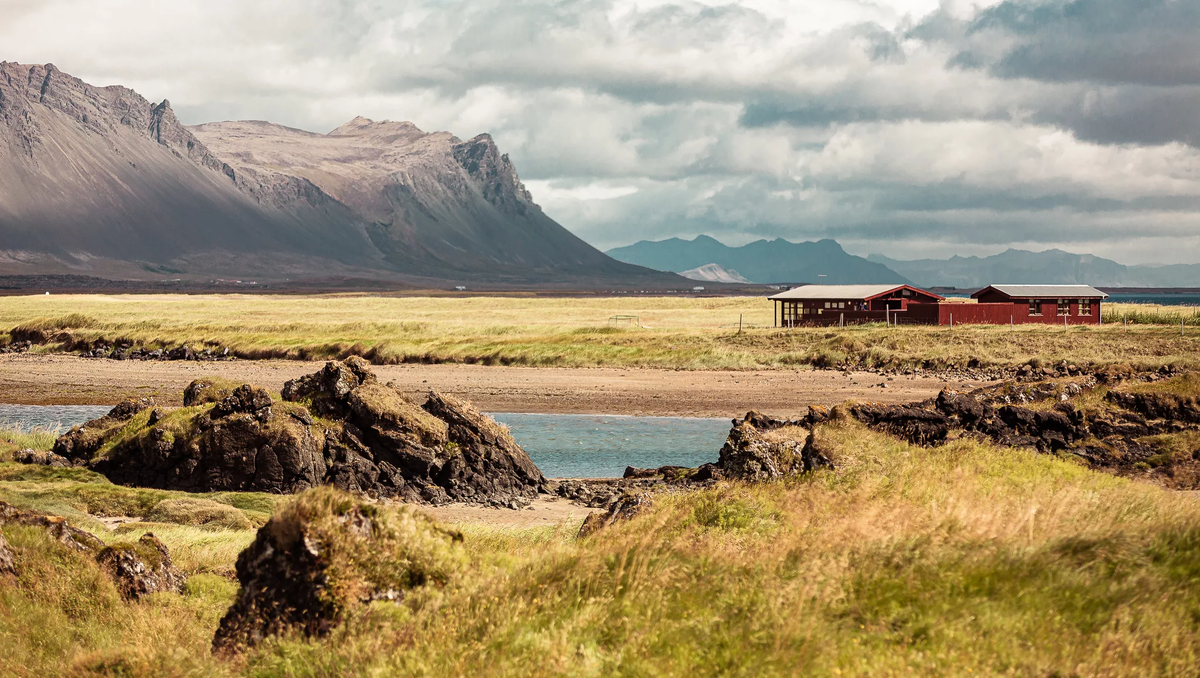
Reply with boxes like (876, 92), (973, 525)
(0, 62), (669, 285)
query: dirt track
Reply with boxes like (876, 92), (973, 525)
(0, 354), (989, 418)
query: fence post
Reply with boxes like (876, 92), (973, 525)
(1010, 315), (1013, 330)
(840, 312), (844, 328)
(738, 314), (743, 334)
(1125, 318), (1128, 333)
(950, 313), (953, 329)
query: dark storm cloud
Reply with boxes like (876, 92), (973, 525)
(970, 0), (1200, 87)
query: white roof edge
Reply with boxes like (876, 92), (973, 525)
(978, 284), (1109, 299)
(769, 284), (915, 300)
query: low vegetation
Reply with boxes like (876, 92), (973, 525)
(0, 294), (1198, 371)
(4, 415), (1200, 675)
(0, 425), (60, 463)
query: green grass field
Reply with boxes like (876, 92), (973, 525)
(4, 417), (1200, 676)
(0, 294), (1198, 371)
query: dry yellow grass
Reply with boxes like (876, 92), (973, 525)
(0, 293), (1196, 370)
(7, 421), (1200, 676)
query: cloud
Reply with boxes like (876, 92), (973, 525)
(2, 0), (1199, 263)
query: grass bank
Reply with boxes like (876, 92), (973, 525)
(0, 294), (1199, 371)
(4, 419), (1200, 675)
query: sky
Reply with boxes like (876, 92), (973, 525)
(4, 0), (1200, 263)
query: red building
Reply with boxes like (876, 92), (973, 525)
(770, 284), (944, 327)
(967, 285), (1107, 326)
(770, 283), (1108, 327)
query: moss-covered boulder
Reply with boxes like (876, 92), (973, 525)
(0, 500), (104, 553)
(95, 533), (186, 600)
(423, 391), (547, 506)
(213, 487), (464, 652)
(717, 412), (831, 480)
(53, 397), (157, 461)
(577, 492), (652, 538)
(182, 377), (242, 406)
(0, 501), (185, 598)
(54, 359), (548, 506)
(88, 386), (329, 494)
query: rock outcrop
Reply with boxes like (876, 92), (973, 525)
(51, 359), (547, 505)
(213, 487), (463, 652)
(95, 533), (186, 600)
(0, 531), (15, 576)
(0, 501), (105, 553)
(53, 397), (157, 461)
(578, 492), (653, 537)
(13, 448), (70, 467)
(847, 373), (1200, 488)
(0, 501), (184, 598)
(849, 378), (1104, 453)
(716, 414), (833, 480)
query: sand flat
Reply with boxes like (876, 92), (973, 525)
(0, 354), (984, 418)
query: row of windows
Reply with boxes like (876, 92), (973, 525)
(1028, 299), (1092, 317)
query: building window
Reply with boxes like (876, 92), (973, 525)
(825, 302), (831, 309)
(1029, 300), (1041, 316)
(1079, 300), (1091, 315)
(1058, 299), (1069, 316)
(838, 302), (845, 309)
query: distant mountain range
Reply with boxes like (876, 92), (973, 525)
(606, 236), (906, 285)
(868, 250), (1200, 289)
(608, 235), (1200, 288)
(0, 62), (675, 286)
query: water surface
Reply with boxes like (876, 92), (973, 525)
(493, 413), (729, 478)
(0, 405), (730, 479)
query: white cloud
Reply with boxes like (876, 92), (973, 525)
(2, 0), (1199, 263)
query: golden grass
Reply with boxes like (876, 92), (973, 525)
(4, 419), (1200, 675)
(0, 425), (59, 462)
(0, 294), (1197, 371)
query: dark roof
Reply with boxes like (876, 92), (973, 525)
(971, 284), (1109, 300)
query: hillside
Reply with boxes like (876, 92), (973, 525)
(0, 62), (672, 286)
(870, 249), (1200, 288)
(607, 236), (907, 285)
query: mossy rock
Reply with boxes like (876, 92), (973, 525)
(213, 487), (464, 652)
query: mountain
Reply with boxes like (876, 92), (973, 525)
(869, 249), (1200, 288)
(678, 263), (750, 284)
(0, 62), (673, 285)
(607, 236), (908, 284)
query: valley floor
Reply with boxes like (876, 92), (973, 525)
(0, 354), (979, 417)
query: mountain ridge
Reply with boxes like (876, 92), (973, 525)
(869, 249), (1200, 288)
(0, 62), (676, 286)
(607, 236), (908, 285)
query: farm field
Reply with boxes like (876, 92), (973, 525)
(0, 294), (1198, 371)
